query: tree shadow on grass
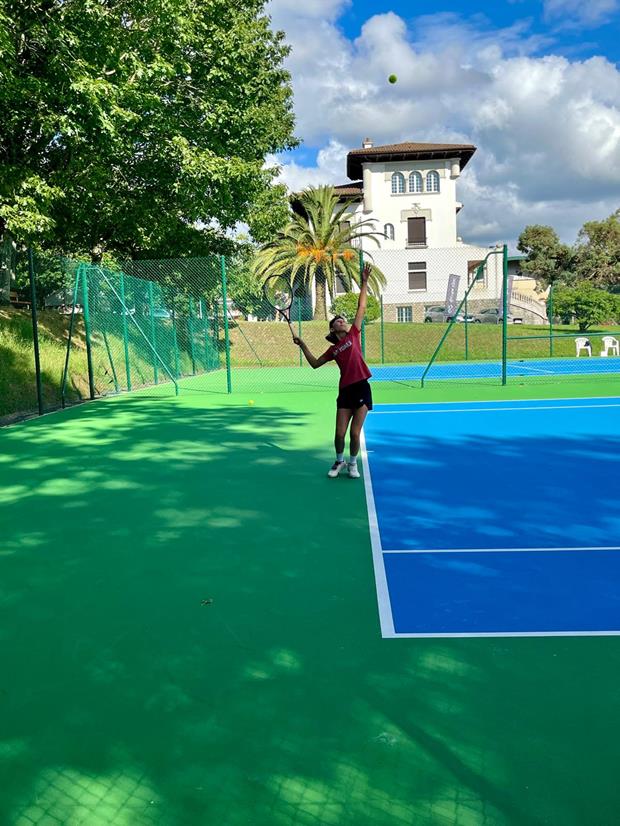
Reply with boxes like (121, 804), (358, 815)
(0, 397), (619, 825)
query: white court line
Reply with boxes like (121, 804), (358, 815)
(374, 395), (620, 407)
(383, 546), (620, 554)
(508, 363), (555, 374)
(385, 630), (620, 639)
(371, 402), (620, 415)
(360, 431), (395, 637)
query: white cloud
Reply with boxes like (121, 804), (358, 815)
(543, 0), (619, 27)
(266, 140), (348, 191)
(269, 7), (620, 246)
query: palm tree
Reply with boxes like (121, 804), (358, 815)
(252, 185), (386, 319)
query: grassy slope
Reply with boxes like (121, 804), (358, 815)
(0, 309), (91, 420)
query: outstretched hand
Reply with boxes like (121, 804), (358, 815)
(361, 263), (371, 285)
(292, 336), (303, 346)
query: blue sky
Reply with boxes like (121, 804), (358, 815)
(340, 1), (620, 61)
(267, 0), (620, 249)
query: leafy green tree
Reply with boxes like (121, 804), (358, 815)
(331, 292), (380, 323)
(0, 0), (296, 259)
(517, 225), (574, 288)
(251, 186), (386, 319)
(552, 283), (615, 331)
(573, 210), (620, 288)
(226, 248), (268, 317)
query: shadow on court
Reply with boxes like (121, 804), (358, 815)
(0, 395), (619, 825)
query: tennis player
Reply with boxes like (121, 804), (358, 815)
(293, 263), (372, 479)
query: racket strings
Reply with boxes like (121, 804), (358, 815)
(264, 276), (293, 311)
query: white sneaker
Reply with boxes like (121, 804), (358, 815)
(347, 462), (360, 479)
(327, 460), (346, 478)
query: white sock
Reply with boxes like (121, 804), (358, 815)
(336, 453), (344, 463)
(348, 455), (357, 465)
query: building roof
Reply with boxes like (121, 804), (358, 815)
(347, 141), (476, 179)
(333, 182), (364, 199)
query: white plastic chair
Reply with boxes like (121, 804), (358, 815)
(575, 337), (591, 357)
(600, 336), (619, 357)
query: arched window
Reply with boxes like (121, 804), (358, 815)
(409, 172), (423, 193)
(391, 172), (405, 194)
(426, 171), (440, 192)
(384, 223), (395, 240)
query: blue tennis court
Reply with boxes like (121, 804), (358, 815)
(371, 356), (620, 381)
(362, 397), (620, 637)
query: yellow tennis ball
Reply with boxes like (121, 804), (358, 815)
(248, 399), (255, 406)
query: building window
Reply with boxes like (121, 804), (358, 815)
(384, 223), (394, 240)
(408, 262), (427, 291)
(391, 172), (405, 194)
(426, 171), (440, 192)
(468, 260), (486, 288)
(407, 217), (426, 246)
(397, 306), (413, 323)
(409, 172), (423, 193)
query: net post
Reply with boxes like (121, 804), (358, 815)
(501, 244), (508, 386)
(220, 255), (232, 393)
(27, 248), (44, 415)
(119, 272), (132, 391)
(148, 280), (159, 384)
(81, 264), (96, 400)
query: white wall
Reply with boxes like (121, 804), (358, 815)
(346, 158), (462, 250)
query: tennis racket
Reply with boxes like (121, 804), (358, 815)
(263, 275), (295, 338)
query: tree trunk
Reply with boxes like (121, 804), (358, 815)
(313, 269), (328, 319)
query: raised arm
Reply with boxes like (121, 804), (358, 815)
(353, 262), (371, 330)
(293, 337), (331, 369)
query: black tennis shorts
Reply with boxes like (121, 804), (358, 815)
(336, 379), (373, 411)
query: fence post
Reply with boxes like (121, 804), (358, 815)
(380, 295), (385, 364)
(220, 255), (232, 393)
(501, 245), (508, 386)
(297, 296), (302, 367)
(200, 298), (209, 369)
(188, 297), (197, 375)
(119, 273), (132, 391)
(27, 248), (44, 415)
(81, 265), (96, 400)
(464, 293), (469, 360)
(171, 295), (180, 378)
(548, 284), (554, 357)
(148, 281), (159, 384)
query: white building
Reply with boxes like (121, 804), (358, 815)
(329, 139), (508, 322)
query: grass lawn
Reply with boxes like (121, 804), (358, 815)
(229, 319), (620, 367)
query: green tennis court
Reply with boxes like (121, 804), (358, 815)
(2, 377), (620, 825)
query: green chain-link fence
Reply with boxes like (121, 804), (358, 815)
(2, 246), (620, 423)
